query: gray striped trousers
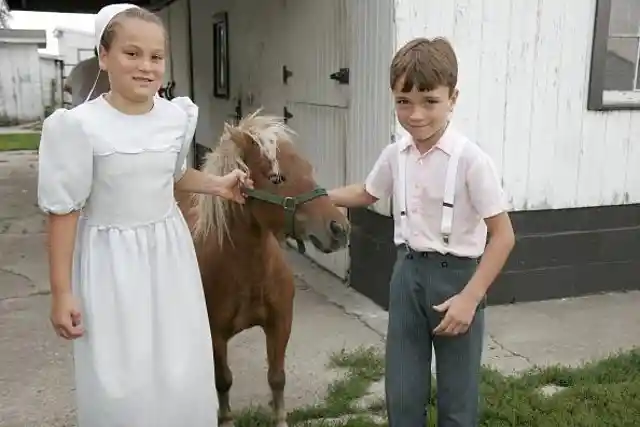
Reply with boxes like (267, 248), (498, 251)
(385, 246), (485, 427)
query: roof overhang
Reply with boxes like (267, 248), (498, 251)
(7, 0), (176, 14)
(0, 28), (47, 47)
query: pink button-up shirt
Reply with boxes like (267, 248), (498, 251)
(364, 125), (509, 258)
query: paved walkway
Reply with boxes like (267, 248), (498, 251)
(0, 151), (383, 426)
(1, 149), (639, 426)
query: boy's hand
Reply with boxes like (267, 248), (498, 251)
(432, 292), (479, 336)
(50, 292), (84, 340)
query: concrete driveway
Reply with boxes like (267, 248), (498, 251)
(2, 149), (640, 426)
(0, 151), (383, 426)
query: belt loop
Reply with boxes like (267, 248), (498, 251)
(403, 243), (414, 259)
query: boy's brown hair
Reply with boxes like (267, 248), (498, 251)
(389, 37), (458, 95)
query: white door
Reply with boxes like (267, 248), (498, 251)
(282, 0), (350, 280)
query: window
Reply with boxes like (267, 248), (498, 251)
(588, 0), (640, 110)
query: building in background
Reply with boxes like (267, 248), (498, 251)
(0, 28), (62, 124)
(7, 0), (640, 308)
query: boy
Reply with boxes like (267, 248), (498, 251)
(328, 37), (515, 426)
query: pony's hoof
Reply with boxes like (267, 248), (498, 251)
(275, 422), (288, 427)
(220, 420), (235, 427)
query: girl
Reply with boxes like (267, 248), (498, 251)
(37, 4), (249, 426)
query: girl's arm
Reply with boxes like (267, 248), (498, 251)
(46, 212), (80, 297)
(37, 109), (92, 340)
(174, 168), (227, 195)
(175, 168), (252, 203)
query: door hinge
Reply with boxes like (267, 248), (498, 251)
(283, 106), (293, 123)
(329, 68), (349, 85)
(282, 65), (293, 84)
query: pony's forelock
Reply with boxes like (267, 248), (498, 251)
(192, 109), (296, 247)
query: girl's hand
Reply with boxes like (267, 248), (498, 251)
(50, 292), (84, 340)
(216, 169), (254, 204)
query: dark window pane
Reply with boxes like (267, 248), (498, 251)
(603, 36), (639, 91)
(609, 0), (640, 35)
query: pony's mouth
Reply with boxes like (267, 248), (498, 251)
(308, 235), (332, 253)
(308, 233), (346, 254)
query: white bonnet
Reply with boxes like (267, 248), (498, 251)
(94, 3), (141, 50)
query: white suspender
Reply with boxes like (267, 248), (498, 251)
(396, 137), (410, 245)
(396, 135), (466, 247)
(440, 139), (466, 244)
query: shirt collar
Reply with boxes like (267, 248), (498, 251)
(398, 122), (458, 156)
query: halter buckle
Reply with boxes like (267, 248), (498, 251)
(282, 197), (296, 211)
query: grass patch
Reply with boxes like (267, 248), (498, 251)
(231, 346), (640, 426)
(0, 132), (41, 151)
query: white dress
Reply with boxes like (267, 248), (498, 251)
(37, 95), (218, 427)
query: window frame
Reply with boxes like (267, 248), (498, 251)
(587, 0), (640, 111)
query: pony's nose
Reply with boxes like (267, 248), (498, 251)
(329, 220), (346, 238)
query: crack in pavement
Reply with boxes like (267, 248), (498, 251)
(0, 267), (36, 285)
(488, 334), (532, 363)
(293, 271), (386, 340)
(0, 289), (50, 302)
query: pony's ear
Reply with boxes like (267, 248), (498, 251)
(223, 122), (251, 150)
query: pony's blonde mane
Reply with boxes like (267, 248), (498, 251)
(192, 109), (296, 247)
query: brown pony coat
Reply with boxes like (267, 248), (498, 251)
(176, 111), (349, 427)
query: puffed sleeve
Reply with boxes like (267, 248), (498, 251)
(170, 96), (199, 181)
(37, 109), (93, 215)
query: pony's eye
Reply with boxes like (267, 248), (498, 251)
(268, 174), (286, 185)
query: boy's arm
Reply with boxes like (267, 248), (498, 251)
(329, 145), (394, 208)
(462, 212), (514, 303)
(462, 154), (515, 303)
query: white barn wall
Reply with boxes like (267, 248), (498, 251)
(38, 55), (62, 109)
(185, 0), (396, 278)
(394, 0), (640, 212)
(157, 0), (194, 167)
(189, 0), (287, 150)
(346, 0), (395, 216)
(0, 43), (43, 123)
(53, 28), (94, 78)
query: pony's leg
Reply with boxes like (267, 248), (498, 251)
(265, 315), (293, 427)
(213, 335), (234, 427)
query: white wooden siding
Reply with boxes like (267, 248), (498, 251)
(281, 0), (350, 279)
(346, 0), (395, 216)
(0, 43), (43, 123)
(395, 0), (640, 211)
(39, 56), (63, 109)
(158, 0), (194, 166)
(188, 0), (354, 278)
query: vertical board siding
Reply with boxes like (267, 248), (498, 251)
(188, 0), (354, 278)
(282, 0), (350, 279)
(39, 57), (62, 109)
(347, 0), (395, 216)
(285, 102), (349, 278)
(0, 44), (43, 123)
(394, 0), (640, 211)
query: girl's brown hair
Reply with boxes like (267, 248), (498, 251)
(100, 7), (166, 51)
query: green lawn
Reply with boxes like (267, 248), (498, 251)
(232, 346), (640, 426)
(0, 132), (41, 151)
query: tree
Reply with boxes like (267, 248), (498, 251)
(0, 0), (11, 29)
